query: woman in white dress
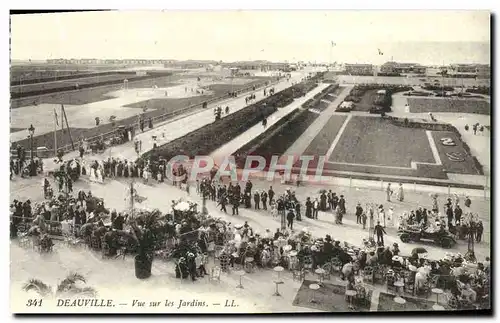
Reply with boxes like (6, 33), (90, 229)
(96, 164), (104, 184)
(143, 167), (149, 184)
(387, 207), (395, 227)
(378, 206), (385, 225)
(89, 165), (96, 182)
(396, 212), (406, 231)
(396, 183), (404, 202)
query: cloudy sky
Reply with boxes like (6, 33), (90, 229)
(10, 10), (491, 64)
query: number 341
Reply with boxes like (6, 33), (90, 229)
(26, 299), (43, 307)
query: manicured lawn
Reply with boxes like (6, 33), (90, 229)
(145, 80), (322, 161)
(10, 64), (120, 82)
(330, 116), (435, 167)
(124, 81), (262, 111)
(10, 76), (179, 108)
(234, 109), (320, 167)
(302, 115), (347, 155)
(408, 97), (490, 115)
(355, 89), (381, 111)
(431, 131), (484, 175)
(13, 80), (269, 151)
(11, 73), (140, 94)
(294, 115), (483, 180)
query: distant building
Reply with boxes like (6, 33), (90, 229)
(380, 61), (426, 74)
(444, 63), (490, 78)
(452, 64), (477, 73)
(476, 64), (490, 79)
(344, 64), (374, 76)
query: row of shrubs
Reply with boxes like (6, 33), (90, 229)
(339, 72), (374, 76)
(422, 84), (455, 92)
(11, 70), (123, 86)
(142, 78), (320, 162)
(303, 84), (340, 109)
(345, 84), (412, 110)
(233, 83), (341, 165)
(376, 72), (402, 77)
(233, 108), (313, 168)
(466, 86), (490, 95)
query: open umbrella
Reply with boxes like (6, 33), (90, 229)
(411, 247), (428, 256)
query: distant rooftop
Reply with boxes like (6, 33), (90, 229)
(382, 61), (423, 67)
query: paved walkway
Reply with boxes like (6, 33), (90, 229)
(50, 71), (310, 164)
(211, 83), (331, 162)
(284, 85), (353, 157)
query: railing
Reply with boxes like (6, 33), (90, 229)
(54, 79), (277, 156)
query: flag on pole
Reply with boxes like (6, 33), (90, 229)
(378, 48), (384, 55)
(61, 105), (65, 133)
(54, 107), (59, 126)
(331, 41), (336, 47)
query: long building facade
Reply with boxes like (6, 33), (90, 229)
(344, 63), (374, 76)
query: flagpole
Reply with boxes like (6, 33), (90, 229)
(54, 109), (58, 156)
(61, 105), (64, 133)
(329, 43), (333, 70)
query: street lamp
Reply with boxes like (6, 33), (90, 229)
(28, 124), (36, 176)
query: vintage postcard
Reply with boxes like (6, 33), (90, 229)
(9, 10), (491, 314)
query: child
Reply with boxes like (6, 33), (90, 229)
(195, 253), (208, 276)
(476, 221), (483, 243)
(270, 200), (278, 218)
(361, 212), (367, 230)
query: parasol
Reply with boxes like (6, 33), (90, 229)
(392, 256), (402, 262)
(173, 201), (190, 212)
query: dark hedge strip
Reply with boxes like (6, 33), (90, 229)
(142, 80), (320, 162)
(345, 84), (412, 112)
(466, 86), (490, 96)
(231, 84), (340, 168)
(11, 72), (173, 99)
(11, 70), (123, 86)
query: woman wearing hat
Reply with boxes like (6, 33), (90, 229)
(397, 183), (404, 202)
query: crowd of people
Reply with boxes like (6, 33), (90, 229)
(464, 123), (488, 136)
(10, 144), (44, 180)
(11, 168), (490, 311)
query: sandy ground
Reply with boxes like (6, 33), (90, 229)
(50, 71), (305, 164)
(10, 73), (258, 142)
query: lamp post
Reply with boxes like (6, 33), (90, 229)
(281, 206), (286, 231)
(28, 124), (36, 176)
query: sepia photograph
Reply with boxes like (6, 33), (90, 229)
(8, 10), (491, 315)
